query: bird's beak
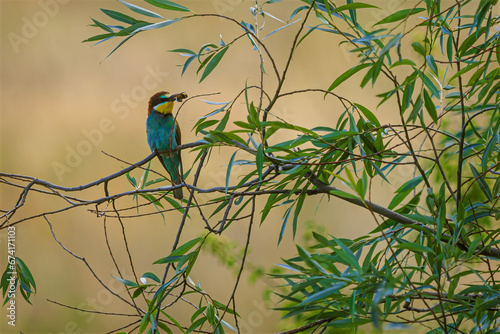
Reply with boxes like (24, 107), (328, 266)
(166, 92), (188, 102)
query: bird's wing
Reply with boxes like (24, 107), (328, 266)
(174, 119), (183, 177)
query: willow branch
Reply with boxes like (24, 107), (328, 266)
(305, 172), (500, 259)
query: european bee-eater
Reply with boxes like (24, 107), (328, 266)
(147, 91), (187, 200)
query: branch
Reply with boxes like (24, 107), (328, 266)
(44, 216), (142, 311)
(305, 172), (500, 259)
(276, 318), (332, 334)
(47, 299), (138, 317)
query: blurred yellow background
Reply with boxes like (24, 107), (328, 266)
(0, 1), (432, 333)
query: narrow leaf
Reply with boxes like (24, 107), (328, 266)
(117, 0), (164, 18)
(374, 8), (425, 26)
(132, 18), (182, 33)
(327, 63), (371, 91)
(331, 236), (362, 272)
(200, 47), (229, 82)
(470, 163), (493, 202)
(100, 9), (139, 24)
(331, 3), (379, 13)
(256, 144), (264, 181)
(226, 152), (237, 196)
(394, 242), (433, 253)
(144, 0), (191, 12)
(423, 89), (438, 123)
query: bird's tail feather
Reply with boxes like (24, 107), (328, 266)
(173, 177), (183, 200)
(158, 154), (183, 200)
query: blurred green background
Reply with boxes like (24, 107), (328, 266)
(0, 0), (459, 333)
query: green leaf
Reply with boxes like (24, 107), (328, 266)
(102, 34), (135, 60)
(168, 238), (202, 258)
(278, 207), (292, 245)
(379, 33), (403, 57)
(374, 8), (425, 26)
(292, 193), (306, 239)
(449, 61), (482, 82)
(164, 196), (186, 215)
(195, 119), (218, 134)
(112, 275), (138, 287)
(457, 27), (485, 57)
(466, 238), (482, 258)
(426, 55), (438, 75)
(138, 313), (150, 333)
(186, 316), (206, 333)
(200, 46), (229, 82)
(362, 242), (379, 272)
(300, 284), (343, 305)
(411, 42), (425, 57)
(389, 189), (412, 210)
(131, 18), (182, 33)
(496, 42), (500, 66)
(470, 163), (493, 202)
(301, 0), (334, 13)
(19, 281), (32, 294)
(140, 193), (163, 208)
(423, 89), (438, 123)
(226, 152), (237, 196)
(91, 18), (114, 33)
(396, 174), (425, 192)
(170, 48), (195, 54)
(331, 236), (362, 272)
(422, 72), (440, 98)
(83, 33), (115, 43)
(154, 238), (202, 264)
(408, 94), (422, 123)
(176, 252), (195, 274)
(215, 110), (231, 132)
(447, 275), (460, 299)
(482, 134), (498, 172)
(354, 103), (380, 127)
(327, 63), (371, 91)
(330, 189), (360, 200)
(16, 258), (36, 291)
(157, 321), (173, 333)
(206, 303), (215, 324)
(391, 59), (417, 68)
(256, 144), (264, 181)
(180, 54), (197, 76)
(248, 102), (261, 130)
(132, 286), (146, 299)
(262, 19), (301, 41)
(117, 0), (164, 18)
(206, 130), (247, 146)
(234, 121), (255, 130)
(327, 318), (372, 328)
(394, 242), (433, 253)
(436, 183), (446, 240)
(402, 78), (415, 113)
(144, 0), (191, 12)
(142, 272), (161, 283)
(100, 9), (139, 24)
(160, 311), (185, 333)
(331, 3), (379, 13)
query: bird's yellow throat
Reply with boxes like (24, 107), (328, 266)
(155, 101), (175, 114)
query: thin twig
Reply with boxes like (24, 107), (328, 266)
(47, 299), (138, 317)
(44, 215), (141, 311)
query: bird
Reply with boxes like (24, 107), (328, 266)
(146, 91), (187, 200)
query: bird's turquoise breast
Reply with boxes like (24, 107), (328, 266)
(146, 112), (178, 152)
